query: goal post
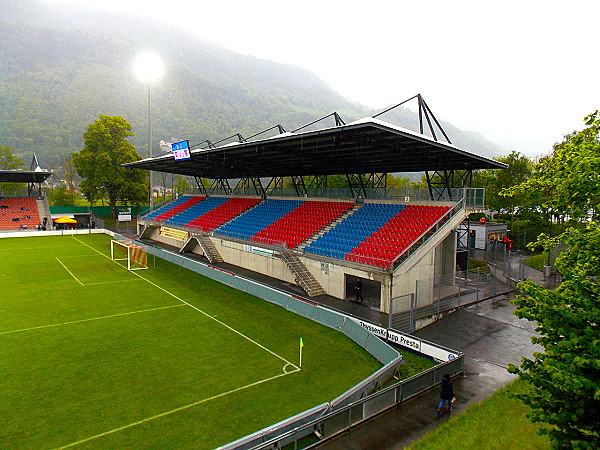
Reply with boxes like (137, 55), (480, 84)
(110, 239), (148, 271)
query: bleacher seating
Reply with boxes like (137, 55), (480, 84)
(186, 197), (261, 232)
(216, 199), (303, 241)
(305, 203), (405, 259)
(346, 204), (451, 267)
(167, 196), (229, 227)
(146, 196), (205, 222)
(252, 200), (353, 248)
(140, 195), (451, 270)
(0, 197), (40, 230)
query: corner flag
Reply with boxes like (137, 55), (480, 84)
(300, 337), (304, 348)
(299, 338), (304, 368)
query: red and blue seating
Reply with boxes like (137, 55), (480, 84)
(186, 197), (261, 232)
(252, 200), (353, 248)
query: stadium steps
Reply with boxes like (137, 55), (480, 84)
(36, 199), (52, 229)
(279, 246), (325, 297)
(198, 235), (224, 263)
(297, 204), (361, 250)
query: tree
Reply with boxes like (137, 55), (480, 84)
(0, 145), (27, 195)
(507, 111), (600, 448)
(72, 115), (147, 217)
(472, 151), (533, 218)
(60, 153), (78, 193)
(503, 113), (600, 222)
(509, 224), (600, 448)
(0, 145), (26, 169)
(50, 185), (76, 207)
(173, 175), (191, 197)
(386, 173), (411, 188)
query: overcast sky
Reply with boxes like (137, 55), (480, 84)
(47, 0), (599, 157)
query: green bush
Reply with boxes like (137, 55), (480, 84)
(467, 259), (490, 272)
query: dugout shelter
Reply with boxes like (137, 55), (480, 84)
(128, 95), (505, 316)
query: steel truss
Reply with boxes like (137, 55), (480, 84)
(194, 177), (209, 196)
(344, 173), (387, 199)
(373, 93), (452, 144)
(235, 177), (266, 199)
(158, 95), (487, 202)
(209, 178), (232, 195)
(425, 169), (473, 200)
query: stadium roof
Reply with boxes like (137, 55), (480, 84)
(124, 116), (506, 179)
(0, 169), (52, 184)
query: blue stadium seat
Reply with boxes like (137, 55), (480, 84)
(304, 203), (405, 259)
(166, 197), (229, 226)
(216, 199), (304, 240)
(144, 196), (192, 220)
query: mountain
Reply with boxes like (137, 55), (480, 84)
(0, 0), (505, 171)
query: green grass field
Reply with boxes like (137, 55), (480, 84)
(0, 234), (383, 448)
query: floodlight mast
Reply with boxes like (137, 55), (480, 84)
(135, 52), (164, 212)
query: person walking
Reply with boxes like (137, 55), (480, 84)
(437, 373), (454, 416)
(354, 278), (364, 302)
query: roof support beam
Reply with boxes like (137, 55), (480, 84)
(345, 173), (367, 200)
(194, 177), (208, 196)
(425, 169), (473, 200)
(291, 176), (308, 197)
(265, 176), (284, 195)
(235, 177), (266, 199)
(210, 178), (232, 195)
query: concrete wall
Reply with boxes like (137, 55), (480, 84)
(214, 237), (296, 285)
(144, 226), (195, 253)
(389, 250), (436, 313)
(302, 255), (388, 301)
(137, 202), (465, 315)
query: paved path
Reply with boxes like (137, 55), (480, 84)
(317, 294), (541, 449)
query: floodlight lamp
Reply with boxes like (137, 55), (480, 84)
(134, 52), (164, 82)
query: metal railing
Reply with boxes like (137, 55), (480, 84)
(389, 198), (464, 270)
(182, 187), (485, 207)
(243, 357), (464, 450)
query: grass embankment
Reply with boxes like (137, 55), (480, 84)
(409, 379), (551, 449)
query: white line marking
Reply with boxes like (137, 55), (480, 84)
(55, 257), (84, 286)
(83, 278), (141, 287)
(56, 368), (300, 449)
(0, 245), (84, 252)
(0, 304), (185, 336)
(72, 237), (300, 371)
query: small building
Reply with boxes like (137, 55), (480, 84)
(462, 221), (508, 250)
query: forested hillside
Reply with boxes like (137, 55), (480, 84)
(0, 0), (504, 170)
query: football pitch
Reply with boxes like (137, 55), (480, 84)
(0, 234), (381, 448)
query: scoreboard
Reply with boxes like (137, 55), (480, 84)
(171, 140), (191, 161)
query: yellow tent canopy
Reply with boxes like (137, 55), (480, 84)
(53, 216), (78, 224)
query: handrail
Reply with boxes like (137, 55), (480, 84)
(241, 356), (464, 450)
(390, 198), (465, 270)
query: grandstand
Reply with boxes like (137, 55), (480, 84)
(129, 95), (506, 315)
(0, 154), (53, 231)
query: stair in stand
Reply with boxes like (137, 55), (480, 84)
(279, 245), (325, 297)
(198, 234), (224, 263)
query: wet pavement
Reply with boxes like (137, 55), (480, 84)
(317, 294), (541, 449)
